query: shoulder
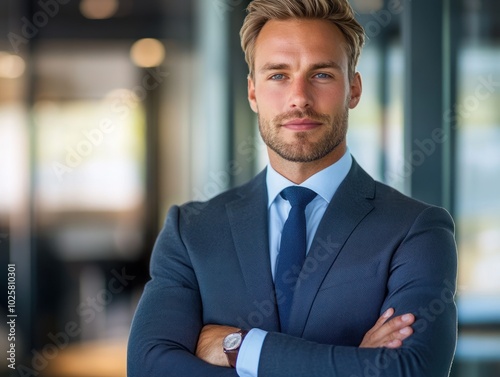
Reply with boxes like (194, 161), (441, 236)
(376, 180), (452, 215)
(370, 180), (455, 237)
(347, 159), (454, 227)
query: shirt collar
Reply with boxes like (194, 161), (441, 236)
(266, 148), (353, 208)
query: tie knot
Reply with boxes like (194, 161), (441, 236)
(281, 186), (317, 208)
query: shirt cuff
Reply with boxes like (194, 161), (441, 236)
(235, 328), (268, 377)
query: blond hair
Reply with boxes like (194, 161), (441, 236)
(240, 0), (365, 81)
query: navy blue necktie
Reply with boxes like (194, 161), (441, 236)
(275, 186), (317, 332)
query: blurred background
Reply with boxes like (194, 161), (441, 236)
(1, 0), (499, 376)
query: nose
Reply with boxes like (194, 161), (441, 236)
(288, 77), (313, 110)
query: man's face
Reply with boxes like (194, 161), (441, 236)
(248, 19), (362, 164)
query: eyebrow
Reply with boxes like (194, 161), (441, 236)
(311, 61), (343, 71)
(258, 60), (343, 74)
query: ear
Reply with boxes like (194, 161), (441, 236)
(248, 76), (258, 113)
(348, 72), (362, 109)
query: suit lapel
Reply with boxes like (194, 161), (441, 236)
(287, 160), (376, 337)
(226, 170), (281, 331)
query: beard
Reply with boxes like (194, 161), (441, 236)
(258, 106), (349, 163)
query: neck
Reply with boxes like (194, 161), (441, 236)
(268, 143), (347, 184)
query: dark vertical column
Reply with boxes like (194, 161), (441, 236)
(229, 0), (260, 186)
(377, 35), (390, 181)
(403, 0), (452, 208)
(446, 0), (461, 218)
(143, 68), (161, 264)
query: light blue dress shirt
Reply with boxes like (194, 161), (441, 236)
(236, 150), (353, 377)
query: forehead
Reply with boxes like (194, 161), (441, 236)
(254, 18), (348, 71)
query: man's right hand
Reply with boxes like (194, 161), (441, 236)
(359, 308), (415, 349)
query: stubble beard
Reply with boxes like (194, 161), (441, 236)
(258, 106), (349, 163)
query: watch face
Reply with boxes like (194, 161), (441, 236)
(223, 333), (242, 350)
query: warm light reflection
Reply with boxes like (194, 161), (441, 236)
(43, 338), (127, 377)
(130, 38), (165, 68)
(80, 0), (119, 20)
(0, 52), (26, 79)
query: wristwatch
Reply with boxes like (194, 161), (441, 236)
(222, 330), (248, 368)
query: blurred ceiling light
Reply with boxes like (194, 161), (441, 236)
(80, 0), (119, 20)
(0, 52), (26, 79)
(130, 38), (165, 68)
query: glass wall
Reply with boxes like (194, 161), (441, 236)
(452, 0), (500, 375)
(456, 0), (500, 304)
(1, 1), (194, 376)
(349, 1), (404, 190)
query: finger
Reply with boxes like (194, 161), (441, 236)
(385, 339), (402, 348)
(381, 321), (415, 347)
(397, 324), (414, 340)
(382, 325), (414, 348)
(379, 313), (415, 337)
(367, 313), (415, 345)
(370, 308), (395, 333)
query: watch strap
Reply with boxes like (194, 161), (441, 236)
(223, 330), (248, 368)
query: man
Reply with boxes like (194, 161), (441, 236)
(128, 0), (457, 376)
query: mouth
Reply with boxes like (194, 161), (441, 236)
(282, 118), (322, 131)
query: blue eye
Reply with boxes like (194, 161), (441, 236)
(315, 73), (332, 79)
(270, 74), (285, 80)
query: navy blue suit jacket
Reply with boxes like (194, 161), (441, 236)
(128, 160), (457, 377)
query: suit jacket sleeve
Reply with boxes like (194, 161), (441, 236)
(127, 205), (238, 377)
(258, 206), (458, 377)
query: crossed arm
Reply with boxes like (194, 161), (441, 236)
(196, 308), (416, 368)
